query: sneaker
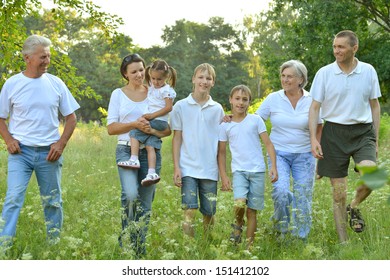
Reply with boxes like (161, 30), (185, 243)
(141, 173), (160, 187)
(117, 159), (140, 169)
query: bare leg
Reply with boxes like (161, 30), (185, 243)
(145, 146), (156, 170)
(350, 160), (375, 208)
(330, 177), (348, 243)
(234, 199), (246, 229)
(130, 137), (140, 157)
(246, 208), (257, 248)
(203, 214), (214, 234)
(183, 209), (196, 237)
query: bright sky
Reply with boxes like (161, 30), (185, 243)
(90, 0), (272, 47)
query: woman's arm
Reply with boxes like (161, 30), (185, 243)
(107, 120), (149, 136)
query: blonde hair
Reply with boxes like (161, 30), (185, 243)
(192, 63), (216, 89)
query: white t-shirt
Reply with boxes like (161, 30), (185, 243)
(219, 114), (267, 173)
(256, 89), (320, 153)
(107, 88), (148, 141)
(310, 60), (381, 124)
(0, 72), (80, 146)
(171, 93), (225, 181)
(147, 84), (176, 122)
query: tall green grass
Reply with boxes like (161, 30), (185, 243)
(0, 121), (389, 260)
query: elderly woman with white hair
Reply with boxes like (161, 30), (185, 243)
(256, 60), (322, 241)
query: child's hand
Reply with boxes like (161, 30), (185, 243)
(142, 113), (153, 120)
(221, 114), (232, 123)
(173, 169), (182, 187)
(137, 116), (149, 124)
(269, 168), (278, 183)
(220, 176), (232, 191)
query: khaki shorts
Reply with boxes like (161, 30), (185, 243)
(317, 122), (377, 178)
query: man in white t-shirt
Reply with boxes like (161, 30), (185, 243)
(0, 35), (80, 248)
(309, 30), (381, 243)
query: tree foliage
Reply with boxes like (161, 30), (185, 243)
(141, 17), (252, 108)
(0, 1), (122, 99)
(246, 0), (389, 104)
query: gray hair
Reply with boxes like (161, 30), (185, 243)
(22, 35), (51, 56)
(280, 60), (308, 89)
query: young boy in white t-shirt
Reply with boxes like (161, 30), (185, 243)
(218, 85), (278, 248)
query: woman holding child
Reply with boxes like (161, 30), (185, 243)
(106, 54), (171, 258)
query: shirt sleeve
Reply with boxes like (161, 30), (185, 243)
(170, 102), (182, 130)
(107, 89), (120, 125)
(218, 123), (228, 142)
(256, 96), (271, 120)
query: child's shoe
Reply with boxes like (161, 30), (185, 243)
(117, 159), (140, 169)
(141, 173), (160, 187)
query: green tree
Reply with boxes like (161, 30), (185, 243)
(142, 17), (252, 109)
(246, 0), (389, 105)
(0, 0), (122, 102)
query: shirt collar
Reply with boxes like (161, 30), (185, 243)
(187, 93), (217, 107)
(333, 58), (361, 75)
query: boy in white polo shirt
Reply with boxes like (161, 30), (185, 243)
(171, 63), (225, 238)
(218, 85), (278, 248)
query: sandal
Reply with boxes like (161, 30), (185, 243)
(117, 159), (140, 169)
(229, 223), (243, 244)
(347, 204), (365, 233)
(141, 173), (160, 187)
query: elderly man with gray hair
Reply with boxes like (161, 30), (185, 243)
(0, 35), (80, 248)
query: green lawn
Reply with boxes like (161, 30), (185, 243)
(0, 120), (389, 260)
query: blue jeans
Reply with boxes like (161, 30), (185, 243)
(269, 150), (316, 239)
(130, 119), (168, 149)
(232, 171), (265, 211)
(116, 144), (161, 256)
(181, 177), (217, 216)
(0, 144), (63, 244)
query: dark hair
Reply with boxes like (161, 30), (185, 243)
(335, 30), (359, 47)
(120, 53), (145, 81)
(145, 59), (177, 88)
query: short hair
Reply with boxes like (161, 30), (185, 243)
(230, 85), (252, 102)
(280, 60), (308, 89)
(335, 30), (359, 47)
(22, 35), (51, 56)
(120, 53), (146, 81)
(192, 63), (216, 82)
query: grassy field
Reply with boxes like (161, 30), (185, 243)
(0, 118), (389, 260)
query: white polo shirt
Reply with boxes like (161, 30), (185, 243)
(310, 60), (381, 124)
(171, 93), (225, 181)
(219, 114), (267, 173)
(256, 89), (320, 153)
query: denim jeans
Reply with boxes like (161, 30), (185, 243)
(0, 144), (63, 244)
(268, 150), (316, 239)
(116, 144), (161, 257)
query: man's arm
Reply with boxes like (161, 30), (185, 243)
(0, 118), (21, 154)
(46, 113), (77, 161)
(370, 98), (381, 156)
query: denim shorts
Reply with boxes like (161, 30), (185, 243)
(318, 121), (377, 178)
(232, 171), (265, 210)
(130, 119), (168, 149)
(181, 176), (217, 216)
